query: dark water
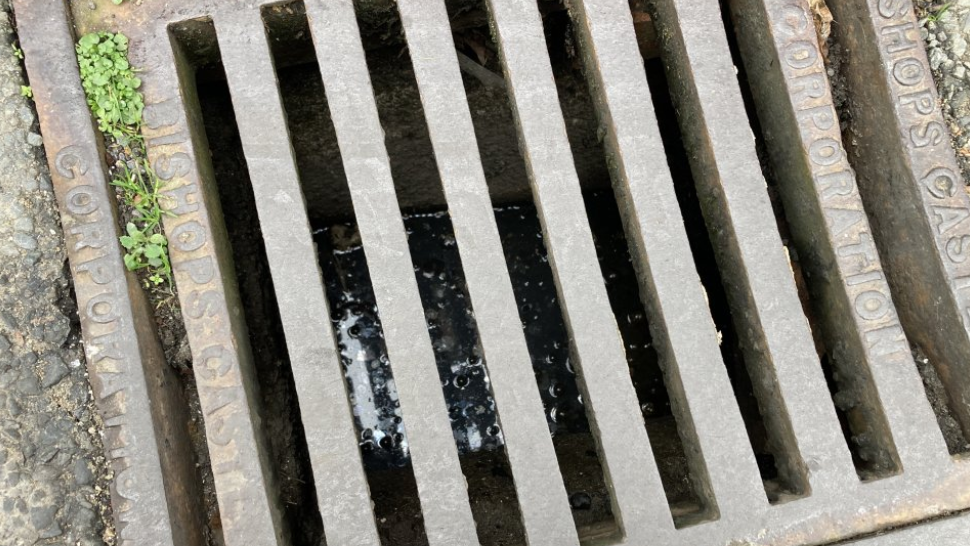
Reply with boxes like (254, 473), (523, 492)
(313, 192), (666, 471)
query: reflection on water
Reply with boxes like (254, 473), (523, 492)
(313, 194), (656, 471)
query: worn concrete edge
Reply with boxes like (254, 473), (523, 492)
(843, 512), (970, 544)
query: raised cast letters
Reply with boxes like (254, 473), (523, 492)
(54, 145), (89, 179)
(775, 0), (910, 365)
(874, 0), (970, 302)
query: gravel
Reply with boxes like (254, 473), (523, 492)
(916, 0), (970, 182)
(0, 1), (113, 544)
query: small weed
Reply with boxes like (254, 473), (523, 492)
(76, 31), (175, 291)
(113, 160), (173, 287)
(20, 85), (32, 98)
(76, 32), (143, 144)
(928, 2), (953, 22)
(11, 43), (23, 60)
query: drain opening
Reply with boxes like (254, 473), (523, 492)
(327, 13), (529, 541)
(638, 0), (809, 502)
(277, 2), (546, 543)
(448, 1), (623, 539)
(448, 0), (635, 538)
(491, 202), (617, 538)
(312, 223), (428, 545)
(911, 345), (970, 456)
(180, 20), (327, 545)
(539, 4), (716, 526)
(265, 6), (433, 543)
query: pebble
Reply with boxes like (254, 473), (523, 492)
(26, 131), (43, 147)
(13, 214), (33, 232)
(931, 47), (949, 70)
(12, 231), (37, 251)
(29, 504), (58, 532)
(953, 35), (968, 57)
(73, 458), (94, 486)
(41, 356), (70, 388)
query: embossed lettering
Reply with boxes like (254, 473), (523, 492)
(65, 185), (99, 216)
(175, 255), (215, 285)
(838, 232), (878, 267)
(171, 220), (207, 252)
(153, 151), (192, 180)
(893, 57), (924, 86)
(69, 221), (108, 251)
(89, 329), (126, 365)
(54, 145), (90, 179)
(910, 120), (946, 148)
(933, 205), (970, 234)
(779, 5), (810, 33)
(847, 270), (884, 286)
(865, 324), (907, 357)
(790, 71), (827, 104)
(796, 104), (836, 131)
(75, 254), (115, 285)
(784, 40), (818, 69)
(947, 235), (970, 263)
(899, 89), (936, 115)
(86, 292), (120, 324)
(855, 289), (891, 320)
(809, 137), (843, 166)
(186, 289), (221, 319)
(826, 207), (864, 237)
(922, 167), (959, 200)
(197, 344), (234, 381)
(880, 22), (918, 54)
(162, 183), (201, 215)
(815, 170), (856, 199)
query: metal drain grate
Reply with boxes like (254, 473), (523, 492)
(13, 0), (970, 545)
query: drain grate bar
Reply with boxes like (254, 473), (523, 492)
(484, 0), (675, 541)
(396, 0), (580, 544)
(304, 1), (480, 543)
(651, 0), (857, 496)
(213, 9), (381, 545)
(728, 0), (950, 475)
(567, 0), (768, 521)
(132, 23), (285, 546)
(827, 0), (970, 440)
(14, 2), (204, 545)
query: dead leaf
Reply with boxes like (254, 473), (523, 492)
(809, 0), (834, 56)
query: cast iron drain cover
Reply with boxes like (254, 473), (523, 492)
(12, 0), (970, 545)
